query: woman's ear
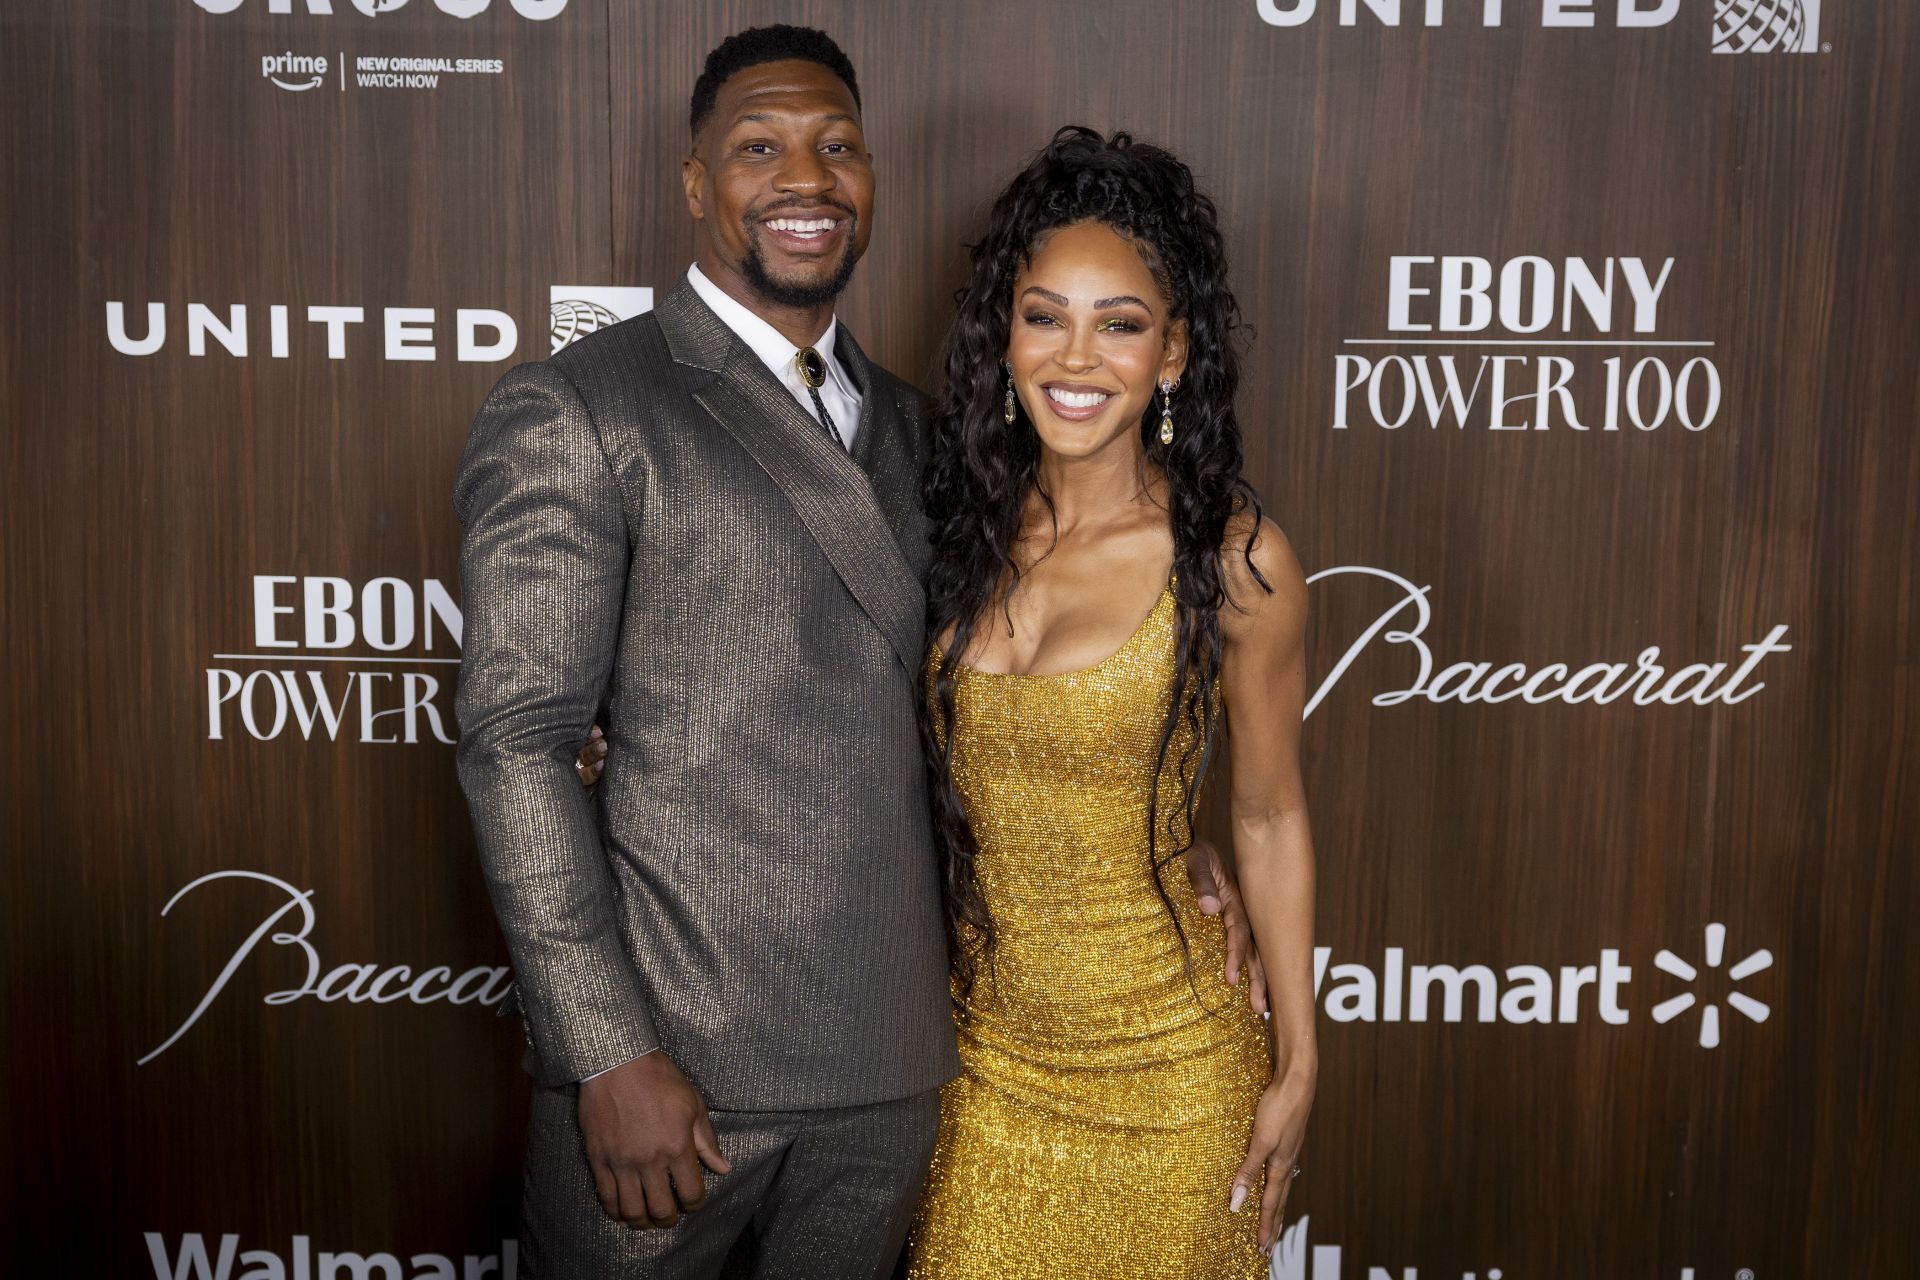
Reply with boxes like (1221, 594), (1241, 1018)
(1161, 317), (1191, 387)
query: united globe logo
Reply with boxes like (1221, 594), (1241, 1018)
(549, 300), (621, 351)
(1713, 0), (1822, 53)
(549, 285), (653, 353)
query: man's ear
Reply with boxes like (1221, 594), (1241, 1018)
(682, 152), (706, 222)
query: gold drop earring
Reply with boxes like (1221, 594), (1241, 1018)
(1003, 362), (1018, 425)
(1158, 378), (1177, 445)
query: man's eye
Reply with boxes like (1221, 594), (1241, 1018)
(822, 143), (850, 154)
(743, 143), (774, 155)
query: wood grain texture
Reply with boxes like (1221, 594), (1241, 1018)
(3, 0), (1915, 1273)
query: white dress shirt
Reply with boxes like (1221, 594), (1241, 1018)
(686, 262), (862, 450)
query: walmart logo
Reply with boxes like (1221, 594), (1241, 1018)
(1652, 922), (1773, 1049)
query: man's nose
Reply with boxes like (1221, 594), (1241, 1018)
(772, 146), (835, 197)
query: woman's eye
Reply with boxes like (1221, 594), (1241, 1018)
(1102, 319), (1142, 333)
(1022, 312), (1057, 326)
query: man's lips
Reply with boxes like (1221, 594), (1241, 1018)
(1038, 380), (1118, 421)
(754, 209), (851, 255)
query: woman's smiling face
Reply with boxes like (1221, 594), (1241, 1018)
(1005, 219), (1188, 464)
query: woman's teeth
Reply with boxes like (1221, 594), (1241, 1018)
(1046, 388), (1110, 409)
(765, 217), (837, 238)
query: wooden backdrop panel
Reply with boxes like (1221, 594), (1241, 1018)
(3, 0), (1915, 1274)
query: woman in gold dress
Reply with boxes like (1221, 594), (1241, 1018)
(908, 128), (1319, 1276)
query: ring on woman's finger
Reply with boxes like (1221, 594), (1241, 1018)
(1290, 1165), (1302, 1179)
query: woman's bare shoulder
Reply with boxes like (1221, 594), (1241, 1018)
(1219, 509), (1307, 642)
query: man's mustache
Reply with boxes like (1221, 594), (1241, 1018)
(746, 198), (857, 223)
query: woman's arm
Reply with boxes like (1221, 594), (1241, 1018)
(1219, 515), (1318, 1254)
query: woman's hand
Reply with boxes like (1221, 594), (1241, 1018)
(1232, 1067), (1316, 1254)
(1185, 839), (1270, 1015)
(575, 724), (607, 787)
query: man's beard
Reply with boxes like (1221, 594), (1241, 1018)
(739, 222), (861, 309)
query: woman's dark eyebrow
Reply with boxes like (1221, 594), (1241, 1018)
(1019, 286), (1155, 315)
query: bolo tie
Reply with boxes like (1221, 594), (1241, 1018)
(794, 346), (849, 452)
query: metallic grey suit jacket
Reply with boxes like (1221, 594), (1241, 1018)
(453, 279), (959, 1110)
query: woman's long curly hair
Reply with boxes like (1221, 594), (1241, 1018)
(922, 126), (1268, 1005)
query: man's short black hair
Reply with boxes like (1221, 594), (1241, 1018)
(688, 24), (862, 139)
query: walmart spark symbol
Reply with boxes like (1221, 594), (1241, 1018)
(1651, 923), (1773, 1048)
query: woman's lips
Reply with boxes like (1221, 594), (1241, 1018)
(1039, 382), (1115, 422)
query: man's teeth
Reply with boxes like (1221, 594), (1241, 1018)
(1046, 387), (1110, 409)
(765, 217), (837, 235)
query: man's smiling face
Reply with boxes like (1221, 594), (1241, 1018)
(683, 58), (874, 310)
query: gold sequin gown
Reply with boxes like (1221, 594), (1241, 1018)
(909, 585), (1272, 1279)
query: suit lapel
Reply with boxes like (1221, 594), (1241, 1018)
(838, 326), (926, 573)
(657, 281), (925, 673)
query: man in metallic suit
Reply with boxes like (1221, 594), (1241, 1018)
(455, 27), (951, 1277)
(453, 25), (1257, 1279)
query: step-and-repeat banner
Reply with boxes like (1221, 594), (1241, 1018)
(5, 1), (1916, 1275)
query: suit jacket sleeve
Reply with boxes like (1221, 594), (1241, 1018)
(452, 359), (658, 1084)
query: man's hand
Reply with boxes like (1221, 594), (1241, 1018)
(575, 724), (607, 787)
(1186, 838), (1270, 1015)
(578, 1051), (731, 1229)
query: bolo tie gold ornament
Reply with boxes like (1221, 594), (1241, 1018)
(796, 345), (828, 391)
(794, 345), (846, 450)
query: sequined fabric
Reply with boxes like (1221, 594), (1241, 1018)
(909, 586), (1271, 1278)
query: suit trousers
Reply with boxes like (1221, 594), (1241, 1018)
(521, 1080), (941, 1280)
